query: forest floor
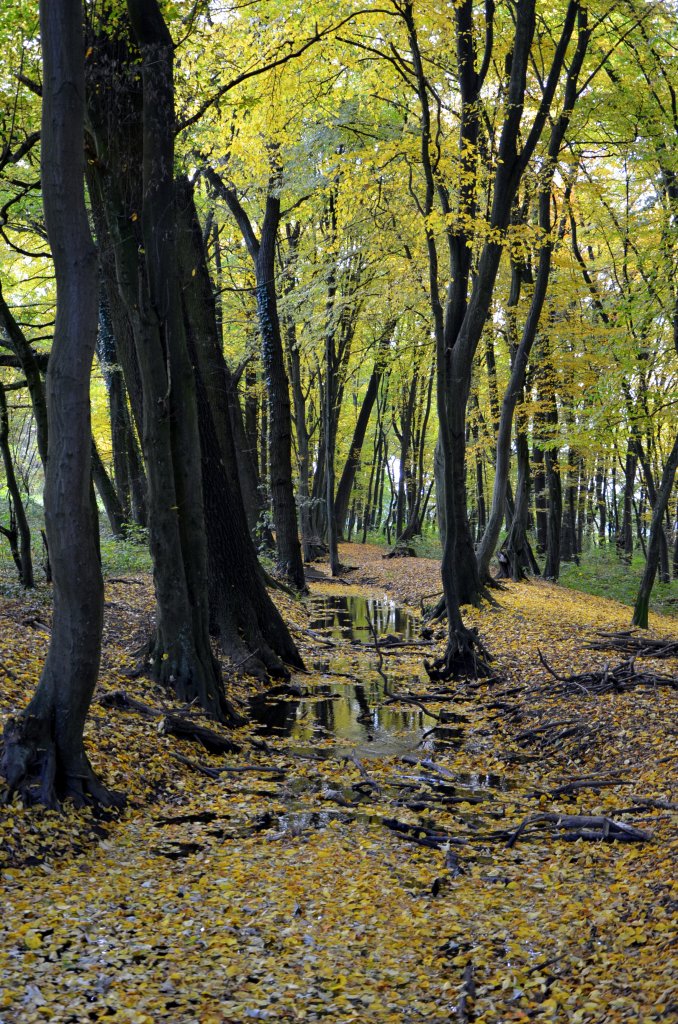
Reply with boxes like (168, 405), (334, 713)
(0, 543), (676, 1024)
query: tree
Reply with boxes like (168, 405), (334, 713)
(1, 0), (119, 807)
(396, 0), (581, 675)
(85, 3), (303, 695)
(206, 166), (306, 589)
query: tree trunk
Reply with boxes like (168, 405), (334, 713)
(335, 353), (384, 539)
(0, 382), (33, 587)
(618, 440), (636, 562)
(2, 0), (119, 808)
(175, 176), (303, 678)
(504, 425), (540, 579)
(0, 282), (49, 469)
(632, 434), (678, 628)
(205, 168), (305, 589)
(91, 437), (127, 538)
(544, 445), (562, 580)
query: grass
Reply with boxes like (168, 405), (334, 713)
(558, 544), (677, 618)
(2, 497), (675, 619)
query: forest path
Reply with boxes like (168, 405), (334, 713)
(0, 545), (676, 1023)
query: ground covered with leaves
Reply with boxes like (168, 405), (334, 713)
(0, 544), (676, 1023)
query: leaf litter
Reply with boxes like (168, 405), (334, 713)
(0, 543), (676, 1023)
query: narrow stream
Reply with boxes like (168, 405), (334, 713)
(250, 591), (439, 757)
(307, 592), (417, 642)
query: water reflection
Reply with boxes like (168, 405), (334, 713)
(249, 677), (438, 748)
(250, 591), (445, 756)
(307, 593), (416, 642)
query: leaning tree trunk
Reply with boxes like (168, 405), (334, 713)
(175, 176), (303, 678)
(335, 353), (384, 540)
(1, 0), (120, 808)
(632, 433), (678, 628)
(205, 168), (305, 589)
(124, 0), (228, 717)
(91, 437), (127, 538)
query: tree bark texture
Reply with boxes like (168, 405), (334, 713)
(2, 0), (118, 807)
(632, 433), (678, 628)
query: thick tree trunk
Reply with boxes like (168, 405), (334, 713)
(123, 0), (230, 717)
(175, 177), (303, 677)
(1, 0), (119, 807)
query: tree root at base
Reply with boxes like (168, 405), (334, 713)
(1, 714), (125, 811)
(425, 628), (496, 682)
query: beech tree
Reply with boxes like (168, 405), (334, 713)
(1, 0), (119, 806)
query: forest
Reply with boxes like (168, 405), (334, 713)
(0, 0), (676, 1021)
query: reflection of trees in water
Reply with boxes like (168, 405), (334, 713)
(253, 595), (426, 744)
(308, 595), (415, 641)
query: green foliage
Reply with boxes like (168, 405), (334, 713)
(99, 528), (152, 578)
(559, 545), (678, 618)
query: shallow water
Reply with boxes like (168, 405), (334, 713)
(250, 592), (433, 754)
(306, 592), (417, 642)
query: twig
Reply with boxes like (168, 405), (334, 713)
(457, 963), (476, 1024)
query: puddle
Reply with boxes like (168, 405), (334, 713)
(249, 677), (438, 753)
(306, 593), (417, 642)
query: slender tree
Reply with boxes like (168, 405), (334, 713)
(1, 0), (119, 807)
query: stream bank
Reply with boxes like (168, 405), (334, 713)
(0, 544), (675, 1022)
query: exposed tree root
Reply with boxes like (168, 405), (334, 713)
(143, 632), (244, 726)
(505, 813), (651, 846)
(383, 545), (417, 559)
(425, 627), (495, 682)
(159, 714), (241, 754)
(1, 714), (124, 810)
(537, 651), (677, 695)
(585, 630), (678, 660)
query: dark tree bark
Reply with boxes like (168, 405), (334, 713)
(617, 440), (636, 562)
(503, 425), (540, 580)
(97, 287), (147, 527)
(85, 4), (228, 717)
(91, 437), (127, 538)
(0, 381), (33, 587)
(175, 177), (303, 677)
(632, 433), (678, 627)
(476, 13), (588, 580)
(403, 0), (579, 675)
(1, 0), (119, 807)
(281, 235), (316, 560)
(205, 168), (305, 589)
(533, 442), (548, 553)
(0, 281), (48, 469)
(208, 226), (265, 535)
(544, 446), (563, 581)
(561, 446), (580, 564)
(334, 337), (389, 541)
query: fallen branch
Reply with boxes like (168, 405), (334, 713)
(506, 813), (651, 847)
(160, 715), (241, 754)
(457, 963), (476, 1024)
(537, 651), (677, 695)
(586, 631), (678, 660)
(549, 776), (629, 798)
(382, 816), (466, 849)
